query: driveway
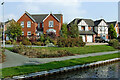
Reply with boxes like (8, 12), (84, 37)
(0, 50), (119, 69)
(86, 43), (108, 46)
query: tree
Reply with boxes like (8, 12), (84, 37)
(5, 22), (22, 40)
(61, 23), (68, 39)
(68, 23), (79, 38)
(108, 24), (117, 39)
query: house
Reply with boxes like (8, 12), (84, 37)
(119, 22), (120, 36)
(17, 11), (63, 37)
(0, 19), (16, 40)
(107, 21), (119, 38)
(68, 18), (95, 42)
(94, 19), (108, 40)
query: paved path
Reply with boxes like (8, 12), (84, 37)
(0, 50), (119, 69)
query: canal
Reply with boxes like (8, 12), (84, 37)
(38, 61), (120, 80)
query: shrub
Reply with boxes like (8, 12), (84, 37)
(22, 40), (31, 45)
(0, 49), (6, 63)
(108, 39), (119, 49)
(45, 40), (50, 45)
(32, 42), (41, 46)
(6, 40), (12, 44)
(57, 37), (85, 47)
(46, 32), (56, 39)
(12, 44), (74, 58)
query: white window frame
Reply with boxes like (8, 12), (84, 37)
(22, 31), (24, 36)
(21, 21), (24, 28)
(49, 21), (54, 27)
(27, 31), (31, 36)
(27, 21), (31, 28)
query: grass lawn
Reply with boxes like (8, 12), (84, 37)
(1, 52), (119, 78)
(6, 45), (116, 55)
(33, 45), (116, 54)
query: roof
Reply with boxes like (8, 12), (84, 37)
(25, 11), (62, 23)
(94, 19), (107, 26)
(5, 19), (16, 24)
(107, 21), (117, 27)
(79, 31), (95, 35)
(69, 18), (94, 26)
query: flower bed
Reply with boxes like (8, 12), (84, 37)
(12, 45), (74, 58)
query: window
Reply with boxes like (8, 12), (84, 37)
(49, 21), (53, 27)
(21, 21), (24, 28)
(27, 31), (31, 36)
(22, 31), (24, 35)
(102, 26), (104, 31)
(81, 26), (85, 31)
(42, 23), (44, 28)
(38, 23), (40, 28)
(27, 21), (31, 28)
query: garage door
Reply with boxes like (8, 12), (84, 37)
(87, 35), (93, 42)
(80, 35), (85, 42)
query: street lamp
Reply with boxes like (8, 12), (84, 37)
(1, 1), (5, 47)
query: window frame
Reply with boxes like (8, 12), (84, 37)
(21, 21), (24, 28)
(27, 21), (31, 28)
(49, 21), (54, 27)
(27, 31), (31, 36)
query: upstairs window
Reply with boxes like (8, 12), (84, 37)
(49, 21), (53, 27)
(102, 26), (104, 31)
(27, 21), (31, 28)
(21, 21), (24, 28)
(81, 26), (85, 31)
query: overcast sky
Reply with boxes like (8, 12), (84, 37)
(0, 0), (119, 23)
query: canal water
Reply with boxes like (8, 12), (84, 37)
(38, 61), (120, 80)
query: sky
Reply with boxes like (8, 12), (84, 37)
(0, 0), (119, 23)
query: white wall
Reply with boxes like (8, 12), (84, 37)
(98, 20), (108, 35)
(78, 20), (88, 31)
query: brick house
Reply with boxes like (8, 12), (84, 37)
(68, 18), (95, 42)
(17, 11), (63, 37)
(94, 19), (108, 40)
(0, 19), (16, 40)
(107, 21), (119, 38)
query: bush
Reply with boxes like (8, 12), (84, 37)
(22, 40), (31, 45)
(12, 44), (74, 58)
(32, 42), (41, 46)
(6, 40), (12, 44)
(57, 37), (85, 47)
(108, 39), (119, 49)
(45, 40), (50, 45)
(0, 49), (6, 63)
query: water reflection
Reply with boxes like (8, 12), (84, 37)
(41, 62), (120, 79)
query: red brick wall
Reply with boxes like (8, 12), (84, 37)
(17, 13), (37, 36)
(43, 14), (62, 36)
(93, 35), (95, 42)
